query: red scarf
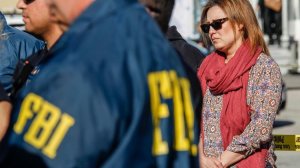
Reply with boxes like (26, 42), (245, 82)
(197, 41), (268, 168)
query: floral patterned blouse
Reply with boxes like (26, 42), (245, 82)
(201, 53), (282, 167)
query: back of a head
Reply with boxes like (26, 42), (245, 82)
(200, 0), (269, 55)
(139, 0), (174, 33)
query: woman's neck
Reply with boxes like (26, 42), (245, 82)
(224, 39), (243, 64)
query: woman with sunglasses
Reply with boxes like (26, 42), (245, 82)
(197, 0), (282, 167)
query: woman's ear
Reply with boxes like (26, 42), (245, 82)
(233, 22), (244, 32)
(237, 23), (244, 31)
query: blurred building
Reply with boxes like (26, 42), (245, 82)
(283, 0), (300, 73)
(0, 0), (20, 14)
(169, 0), (195, 39)
(0, 0), (24, 29)
(169, 0), (209, 40)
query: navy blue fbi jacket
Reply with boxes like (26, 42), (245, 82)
(0, 12), (44, 91)
(0, 0), (199, 167)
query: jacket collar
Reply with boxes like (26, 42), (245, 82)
(0, 12), (6, 23)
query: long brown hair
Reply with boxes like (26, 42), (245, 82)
(200, 0), (269, 56)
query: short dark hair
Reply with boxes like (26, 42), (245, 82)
(140, 0), (175, 33)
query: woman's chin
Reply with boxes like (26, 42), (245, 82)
(214, 46), (226, 52)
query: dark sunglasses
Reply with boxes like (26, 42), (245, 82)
(200, 17), (228, 33)
(24, 0), (35, 5)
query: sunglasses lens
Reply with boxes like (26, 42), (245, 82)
(201, 24), (210, 33)
(201, 18), (228, 33)
(211, 21), (222, 30)
(24, 0), (35, 4)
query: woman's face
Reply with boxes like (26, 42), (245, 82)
(205, 5), (243, 53)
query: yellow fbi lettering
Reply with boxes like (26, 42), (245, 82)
(13, 93), (75, 159)
(148, 70), (197, 156)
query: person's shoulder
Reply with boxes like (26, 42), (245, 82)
(6, 26), (43, 46)
(167, 26), (205, 55)
(254, 52), (281, 73)
(257, 53), (280, 67)
(3, 26), (44, 58)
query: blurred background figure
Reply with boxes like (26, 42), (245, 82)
(287, 0), (300, 50)
(169, 0), (194, 39)
(259, 0), (282, 46)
